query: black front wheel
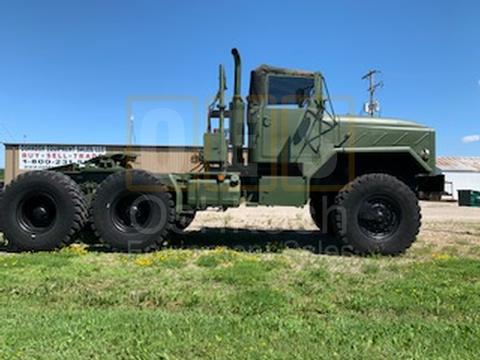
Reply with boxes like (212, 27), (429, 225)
(333, 173), (421, 255)
(0, 171), (88, 251)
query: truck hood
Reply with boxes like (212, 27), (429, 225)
(337, 115), (431, 130)
(330, 115), (436, 173)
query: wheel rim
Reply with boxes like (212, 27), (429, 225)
(17, 192), (58, 233)
(111, 192), (158, 233)
(357, 195), (401, 240)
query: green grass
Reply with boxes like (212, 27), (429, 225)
(0, 245), (479, 359)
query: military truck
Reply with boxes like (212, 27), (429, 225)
(0, 49), (444, 254)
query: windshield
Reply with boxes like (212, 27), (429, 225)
(267, 75), (314, 105)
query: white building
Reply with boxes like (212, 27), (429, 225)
(437, 157), (480, 200)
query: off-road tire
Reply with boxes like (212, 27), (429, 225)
(334, 173), (421, 255)
(0, 171), (88, 252)
(91, 170), (175, 252)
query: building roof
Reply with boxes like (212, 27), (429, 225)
(3, 143), (202, 151)
(437, 156), (480, 172)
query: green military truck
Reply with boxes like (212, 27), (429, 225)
(0, 49), (444, 255)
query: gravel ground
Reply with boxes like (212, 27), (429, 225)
(420, 200), (480, 222)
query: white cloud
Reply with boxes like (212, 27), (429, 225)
(462, 134), (480, 144)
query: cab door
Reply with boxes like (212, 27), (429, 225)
(260, 74), (317, 163)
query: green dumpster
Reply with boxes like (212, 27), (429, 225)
(457, 190), (480, 207)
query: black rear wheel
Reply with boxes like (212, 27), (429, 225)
(0, 171), (87, 251)
(334, 173), (420, 255)
(91, 170), (175, 252)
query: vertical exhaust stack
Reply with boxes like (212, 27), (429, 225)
(232, 48), (242, 98)
(230, 48), (245, 167)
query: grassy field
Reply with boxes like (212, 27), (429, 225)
(1, 203), (480, 359)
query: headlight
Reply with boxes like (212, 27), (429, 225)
(420, 148), (431, 161)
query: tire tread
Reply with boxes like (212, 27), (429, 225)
(1, 171), (88, 251)
(334, 173), (421, 255)
(90, 170), (175, 252)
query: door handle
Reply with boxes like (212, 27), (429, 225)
(262, 116), (271, 127)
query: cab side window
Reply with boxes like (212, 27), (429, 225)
(267, 75), (314, 106)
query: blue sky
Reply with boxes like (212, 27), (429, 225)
(0, 0), (479, 167)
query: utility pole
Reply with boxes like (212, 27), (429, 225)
(128, 115), (136, 145)
(362, 69), (383, 117)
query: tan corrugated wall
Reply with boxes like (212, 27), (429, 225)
(4, 144), (203, 184)
(130, 148), (201, 173)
